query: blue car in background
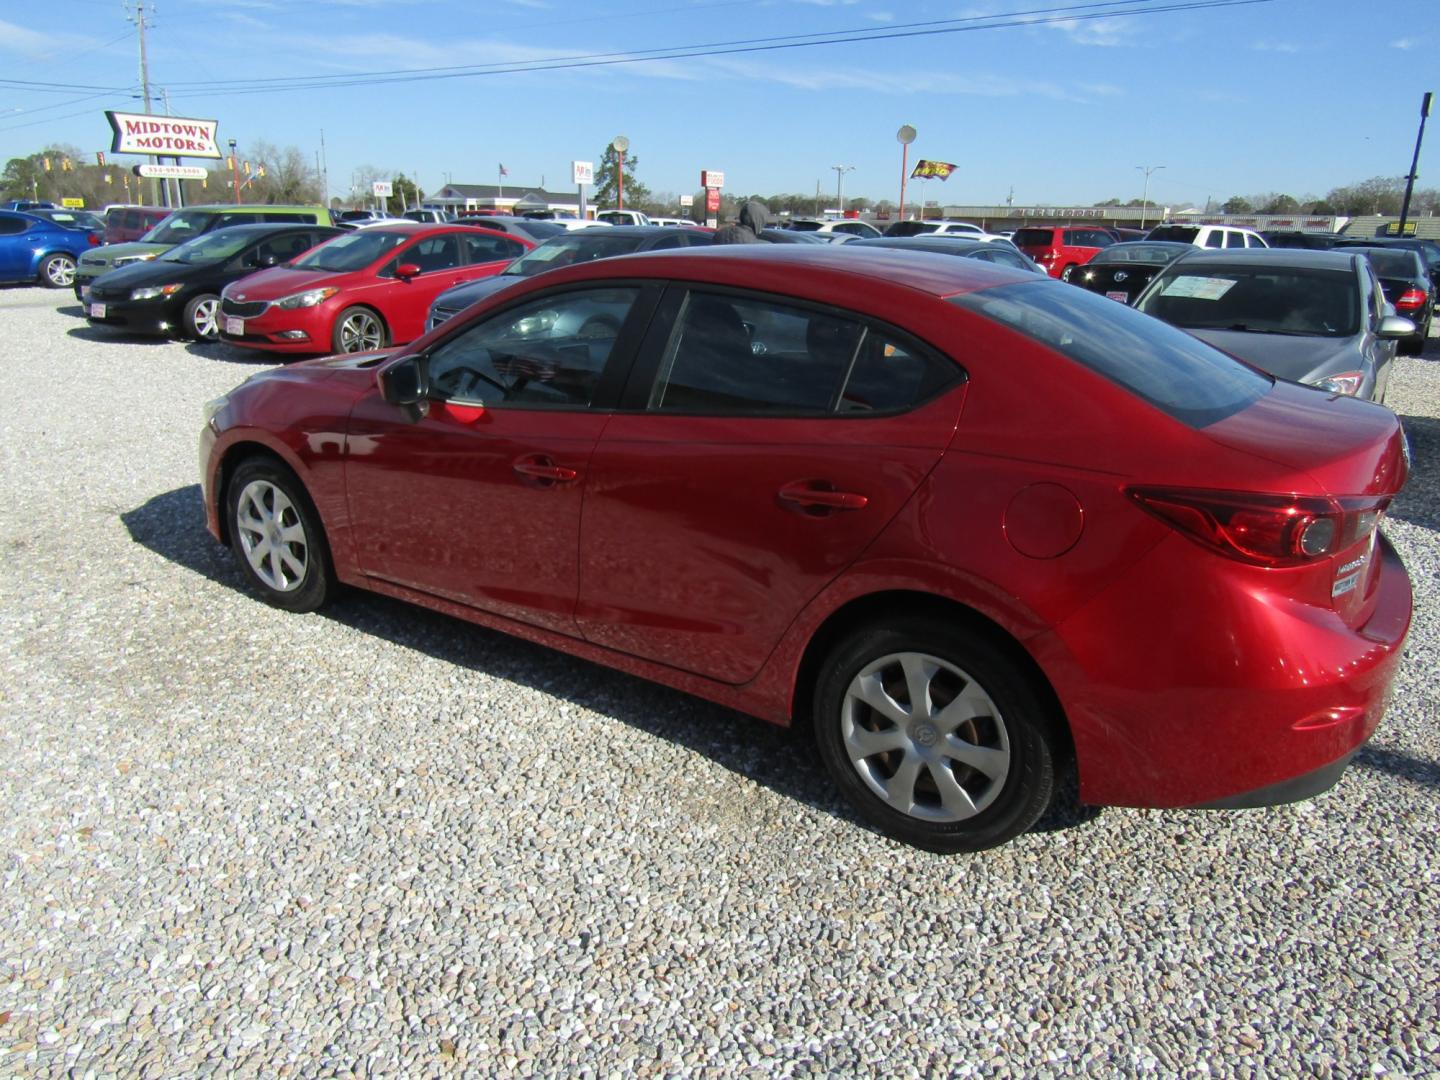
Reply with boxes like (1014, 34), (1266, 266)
(0, 209), (102, 288)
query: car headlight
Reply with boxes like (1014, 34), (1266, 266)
(131, 283), (184, 301)
(202, 394), (229, 425)
(1313, 371), (1364, 397)
(275, 287), (339, 309)
(113, 254), (159, 268)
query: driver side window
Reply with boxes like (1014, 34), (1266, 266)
(427, 287), (639, 409)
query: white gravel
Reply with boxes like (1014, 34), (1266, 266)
(1, 285), (1437, 1078)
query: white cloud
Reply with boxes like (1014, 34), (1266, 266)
(1250, 40), (1302, 53)
(702, 56), (1104, 102)
(867, 11), (895, 22)
(1389, 37), (1418, 50)
(0, 19), (88, 57)
(1044, 16), (1136, 47)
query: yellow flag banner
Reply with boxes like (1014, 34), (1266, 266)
(910, 159), (957, 180)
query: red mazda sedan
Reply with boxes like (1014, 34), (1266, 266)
(199, 247), (1413, 852)
(217, 223), (532, 355)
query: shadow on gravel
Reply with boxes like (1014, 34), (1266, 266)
(1392, 414), (1440, 530)
(182, 340), (278, 366)
(1355, 745), (1440, 791)
(57, 303), (85, 317)
(66, 324), (171, 346)
(121, 484), (1098, 844)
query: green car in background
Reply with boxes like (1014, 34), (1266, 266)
(75, 203), (334, 300)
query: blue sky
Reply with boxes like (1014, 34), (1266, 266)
(1, 0), (1435, 209)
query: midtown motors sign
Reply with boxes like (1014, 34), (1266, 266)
(105, 111), (221, 159)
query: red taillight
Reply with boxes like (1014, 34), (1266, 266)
(1127, 487), (1390, 567)
(88, 233), (101, 246)
(1395, 288), (1426, 312)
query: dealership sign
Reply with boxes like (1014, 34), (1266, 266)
(106, 111), (221, 158)
(134, 164), (209, 179)
(572, 160), (594, 186)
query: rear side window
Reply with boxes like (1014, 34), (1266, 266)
(0, 214), (28, 236)
(1204, 231), (1226, 248)
(461, 233), (525, 263)
(1225, 232), (1247, 248)
(648, 291), (955, 415)
(951, 281), (1269, 428)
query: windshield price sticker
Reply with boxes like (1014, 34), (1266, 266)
(1160, 276), (1239, 301)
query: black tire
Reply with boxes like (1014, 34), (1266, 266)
(331, 306), (388, 354)
(226, 458), (332, 612)
(182, 293), (221, 342)
(39, 252), (76, 289)
(1059, 264), (1077, 282)
(813, 617), (1061, 853)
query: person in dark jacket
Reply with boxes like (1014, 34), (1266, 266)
(713, 200), (772, 244)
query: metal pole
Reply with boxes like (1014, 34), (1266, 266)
(1398, 92), (1433, 234)
(1135, 164), (1164, 231)
(617, 152), (624, 211)
(899, 143), (909, 222)
(229, 139), (240, 205)
(130, 2), (161, 206)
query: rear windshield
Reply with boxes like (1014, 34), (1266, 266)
(500, 233), (650, 277)
(951, 281), (1270, 428)
(1010, 228), (1054, 248)
(884, 221), (941, 237)
(1146, 225), (1200, 243)
(1346, 248), (1422, 278)
(1135, 266), (1360, 338)
(1092, 242), (1189, 265)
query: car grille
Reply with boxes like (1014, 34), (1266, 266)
(79, 255), (108, 268)
(90, 283), (127, 300)
(222, 298), (269, 318)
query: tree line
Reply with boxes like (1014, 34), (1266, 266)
(1095, 176), (1440, 217)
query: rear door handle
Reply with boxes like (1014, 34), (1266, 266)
(513, 455), (578, 484)
(778, 481), (868, 512)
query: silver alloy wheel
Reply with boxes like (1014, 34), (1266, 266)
(841, 651), (1011, 822)
(45, 255), (76, 287)
(337, 310), (383, 352)
(234, 479), (309, 592)
(191, 296), (219, 339)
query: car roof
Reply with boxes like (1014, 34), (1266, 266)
(850, 236), (990, 252)
(1167, 248), (1359, 270)
(526, 243), (1034, 298)
(195, 222), (337, 235)
(544, 225), (672, 238)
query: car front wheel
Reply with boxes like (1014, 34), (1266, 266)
(332, 307), (387, 353)
(40, 253), (76, 288)
(227, 458), (332, 612)
(813, 618), (1061, 853)
(183, 293), (221, 341)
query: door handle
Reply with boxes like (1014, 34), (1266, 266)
(777, 481), (868, 512)
(513, 455), (578, 483)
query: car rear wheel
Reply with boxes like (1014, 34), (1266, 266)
(40, 253), (76, 289)
(227, 458), (332, 612)
(332, 307), (387, 353)
(183, 293), (221, 341)
(813, 617), (1060, 852)
(1059, 264), (1077, 282)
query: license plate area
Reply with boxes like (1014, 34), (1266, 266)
(89, 302), (106, 318)
(225, 316), (244, 336)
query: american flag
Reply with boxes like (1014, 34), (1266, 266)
(499, 163), (509, 177)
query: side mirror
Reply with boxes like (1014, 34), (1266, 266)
(396, 262), (421, 280)
(379, 355), (429, 406)
(1378, 315), (1416, 340)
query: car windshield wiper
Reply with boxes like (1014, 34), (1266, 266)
(1225, 324), (1324, 336)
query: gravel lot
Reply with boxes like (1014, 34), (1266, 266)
(1, 284), (1436, 1079)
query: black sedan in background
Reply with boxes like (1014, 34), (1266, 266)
(1335, 237), (1440, 313)
(85, 223), (341, 341)
(1341, 246), (1433, 354)
(1132, 248), (1412, 403)
(427, 225), (712, 330)
(845, 235), (1046, 274)
(1074, 241), (1193, 304)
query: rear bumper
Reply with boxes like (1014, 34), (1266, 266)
(1039, 532), (1412, 809)
(1195, 751), (1354, 809)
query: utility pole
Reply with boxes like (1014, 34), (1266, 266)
(1135, 164), (1165, 230)
(832, 164), (855, 218)
(319, 128), (330, 206)
(128, 1), (160, 205)
(1398, 92), (1433, 235)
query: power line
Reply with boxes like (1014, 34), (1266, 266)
(159, 0), (1270, 99)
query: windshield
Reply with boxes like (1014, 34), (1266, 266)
(160, 229), (253, 264)
(294, 230), (409, 272)
(143, 210), (219, 244)
(1136, 267), (1360, 337)
(501, 234), (646, 277)
(1092, 243), (1191, 265)
(952, 281), (1269, 428)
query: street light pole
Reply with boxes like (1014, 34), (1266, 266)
(1135, 164), (1165, 230)
(229, 138), (241, 205)
(1398, 92), (1433, 234)
(831, 164), (854, 218)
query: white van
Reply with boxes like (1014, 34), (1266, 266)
(1146, 223), (1269, 249)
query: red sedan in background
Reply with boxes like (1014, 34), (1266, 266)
(218, 223), (531, 355)
(199, 247), (1412, 853)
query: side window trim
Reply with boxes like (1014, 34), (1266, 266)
(418, 279), (663, 412)
(617, 282), (964, 417)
